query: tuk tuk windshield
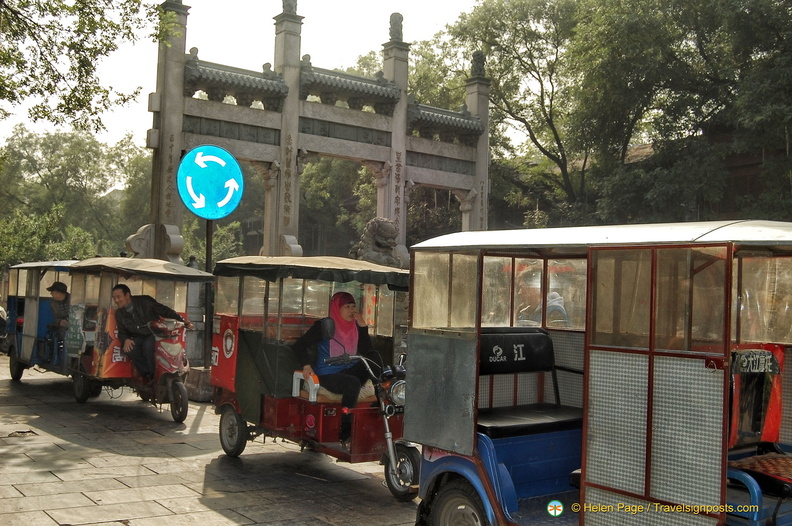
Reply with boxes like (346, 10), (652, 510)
(411, 251), (587, 330)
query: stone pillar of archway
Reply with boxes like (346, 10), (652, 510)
(453, 188), (479, 231)
(267, 3), (304, 256)
(465, 51), (490, 231)
(132, 0), (190, 262)
(381, 14), (410, 251)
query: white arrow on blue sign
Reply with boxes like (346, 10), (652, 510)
(177, 145), (244, 220)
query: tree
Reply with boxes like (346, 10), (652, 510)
(573, 0), (792, 221)
(181, 217), (241, 271)
(0, 1), (174, 131)
(298, 157), (376, 256)
(0, 206), (96, 270)
(113, 134), (154, 248)
(0, 126), (156, 257)
(1, 125), (119, 240)
(449, 0), (585, 210)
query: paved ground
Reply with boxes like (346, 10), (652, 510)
(0, 355), (418, 526)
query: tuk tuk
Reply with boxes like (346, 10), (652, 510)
(406, 220), (792, 525)
(67, 257), (214, 421)
(210, 256), (420, 500)
(3, 257), (214, 422)
(4, 260), (78, 380)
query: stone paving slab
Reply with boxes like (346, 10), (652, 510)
(0, 355), (417, 525)
(15, 477), (130, 497)
(46, 500), (174, 525)
(0, 510), (59, 526)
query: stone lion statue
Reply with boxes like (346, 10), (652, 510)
(349, 217), (407, 269)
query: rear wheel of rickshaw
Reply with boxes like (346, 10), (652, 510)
(219, 405), (248, 457)
(9, 346), (24, 381)
(428, 479), (485, 526)
(384, 443), (421, 501)
(73, 373), (92, 403)
(169, 380), (189, 423)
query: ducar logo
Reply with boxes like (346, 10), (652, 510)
(489, 345), (507, 363)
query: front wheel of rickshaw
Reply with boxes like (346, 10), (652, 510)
(9, 346), (24, 381)
(169, 380), (189, 423)
(88, 382), (103, 398)
(384, 443), (421, 501)
(219, 405), (248, 457)
(73, 373), (91, 403)
(428, 479), (486, 526)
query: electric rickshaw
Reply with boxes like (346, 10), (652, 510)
(3, 257), (214, 422)
(3, 260), (78, 381)
(406, 220), (792, 525)
(210, 255), (421, 501)
(68, 257), (214, 421)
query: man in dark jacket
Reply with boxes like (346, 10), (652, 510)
(46, 281), (70, 342)
(111, 283), (193, 380)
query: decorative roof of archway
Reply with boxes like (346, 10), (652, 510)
(408, 102), (484, 145)
(183, 48), (288, 110)
(299, 55), (400, 114)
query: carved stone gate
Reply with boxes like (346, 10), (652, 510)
(133, 0), (490, 264)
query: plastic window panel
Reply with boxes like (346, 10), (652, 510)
(545, 369), (584, 407)
(549, 329), (585, 371)
(649, 356), (724, 506)
(515, 373), (540, 405)
(477, 375), (491, 409)
(586, 350), (648, 496)
(491, 373), (519, 407)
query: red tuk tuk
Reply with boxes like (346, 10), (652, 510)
(210, 256), (419, 501)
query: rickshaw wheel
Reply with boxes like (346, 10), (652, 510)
(384, 443), (421, 501)
(88, 382), (103, 398)
(73, 373), (92, 403)
(9, 347), (24, 381)
(170, 381), (189, 423)
(428, 479), (485, 526)
(219, 405), (248, 457)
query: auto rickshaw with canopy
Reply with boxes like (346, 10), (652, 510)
(66, 257), (215, 421)
(406, 220), (792, 525)
(210, 255), (420, 501)
(3, 260), (78, 381)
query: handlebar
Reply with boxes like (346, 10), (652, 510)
(325, 353), (358, 366)
(324, 353), (383, 382)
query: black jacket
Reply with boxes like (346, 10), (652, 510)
(114, 295), (184, 342)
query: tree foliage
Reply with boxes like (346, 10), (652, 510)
(450, 0), (584, 206)
(0, 205), (97, 270)
(0, 126), (158, 261)
(442, 0), (792, 225)
(0, 0), (173, 131)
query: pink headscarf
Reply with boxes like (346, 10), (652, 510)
(328, 291), (359, 357)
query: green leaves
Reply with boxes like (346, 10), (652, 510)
(0, 1), (170, 131)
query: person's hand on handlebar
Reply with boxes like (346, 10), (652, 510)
(302, 364), (315, 381)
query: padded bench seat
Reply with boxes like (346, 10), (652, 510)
(477, 403), (583, 439)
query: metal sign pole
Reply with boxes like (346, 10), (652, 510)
(204, 219), (214, 368)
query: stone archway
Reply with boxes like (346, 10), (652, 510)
(134, 0), (490, 266)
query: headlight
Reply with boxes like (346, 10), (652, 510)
(389, 379), (406, 406)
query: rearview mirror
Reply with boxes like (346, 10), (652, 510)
(320, 317), (335, 340)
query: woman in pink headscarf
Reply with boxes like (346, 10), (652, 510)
(293, 291), (383, 448)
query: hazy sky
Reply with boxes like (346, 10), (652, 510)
(0, 0), (481, 146)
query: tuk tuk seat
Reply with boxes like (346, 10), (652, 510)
(291, 371), (377, 404)
(476, 327), (582, 439)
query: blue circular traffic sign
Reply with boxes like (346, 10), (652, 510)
(177, 145), (244, 220)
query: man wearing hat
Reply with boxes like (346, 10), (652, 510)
(46, 281), (70, 342)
